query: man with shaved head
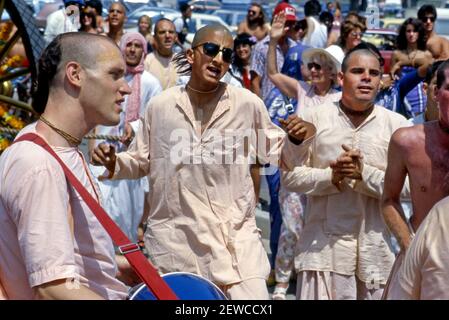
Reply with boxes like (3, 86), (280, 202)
(281, 43), (410, 299)
(107, 2), (126, 45)
(144, 18), (179, 89)
(92, 25), (315, 299)
(0, 33), (133, 299)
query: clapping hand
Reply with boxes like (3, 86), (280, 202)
(330, 144), (364, 190)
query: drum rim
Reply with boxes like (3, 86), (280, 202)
(128, 271), (227, 300)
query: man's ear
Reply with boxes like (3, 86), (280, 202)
(337, 71), (344, 88)
(186, 48), (194, 64)
(422, 82), (428, 97)
(434, 84), (439, 102)
(65, 61), (83, 88)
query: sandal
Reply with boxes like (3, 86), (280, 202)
(272, 284), (289, 300)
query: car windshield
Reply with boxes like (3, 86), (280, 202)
(362, 32), (397, 50)
(435, 19), (449, 36)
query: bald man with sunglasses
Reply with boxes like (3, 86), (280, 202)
(92, 25), (315, 300)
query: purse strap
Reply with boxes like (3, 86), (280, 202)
(14, 133), (178, 300)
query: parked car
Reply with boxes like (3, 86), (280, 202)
(380, 17), (404, 31)
(436, 8), (449, 40)
(362, 28), (397, 74)
(33, 0), (63, 30)
(212, 9), (247, 32)
(382, 0), (404, 18)
(123, 5), (179, 30)
(188, 0), (222, 12)
(125, 10), (232, 46)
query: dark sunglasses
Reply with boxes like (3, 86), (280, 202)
(248, 9), (258, 15)
(307, 62), (322, 71)
(421, 16), (436, 22)
(285, 21), (302, 31)
(193, 42), (234, 63)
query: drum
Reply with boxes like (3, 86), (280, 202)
(129, 272), (227, 300)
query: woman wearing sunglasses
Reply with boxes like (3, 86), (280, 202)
(268, 13), (343, 116)
(337, 18), (366, 54)
(390, 18), (433, 118)
(267, 12), (342, 300)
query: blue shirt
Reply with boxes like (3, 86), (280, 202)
(281, 42), (310, 81)
(265, 43), (310, 125)
(375, 69), (425, 119)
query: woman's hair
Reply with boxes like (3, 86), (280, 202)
(138, 15), (152, 34)
(319, 11), (334, 34)
(338, 20), (365, 50)
(228, 33), (254, 84)
(335, 1), (341, 10)
(79, 9), (97, 31)
(310, 52), (338, 83)
(396, 18), (427, 51)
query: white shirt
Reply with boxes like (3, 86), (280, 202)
(44, 8), (81, 45)
(303, 17), (328, 49)
(282, 101), (409, 283)
(387, 196), (449, 299)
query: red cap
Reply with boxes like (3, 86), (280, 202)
(272, 3), (297, 21)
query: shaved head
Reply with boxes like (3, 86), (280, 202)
(57, 32), (119, 76)
(191, 25), (233, 49)
(32, 32), (121, 113)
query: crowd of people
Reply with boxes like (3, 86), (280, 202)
(1, 0), (449, 300)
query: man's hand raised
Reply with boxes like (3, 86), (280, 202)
(279, 114), (315, 144)
(91, 143), (117, 175)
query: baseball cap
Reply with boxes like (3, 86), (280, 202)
(272, 3), (297, 22)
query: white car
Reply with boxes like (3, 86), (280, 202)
(212, 9), (247, 33)
(125, 11), (233, 46)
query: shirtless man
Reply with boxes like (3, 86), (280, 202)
(237, 3), (270, 42)
(382, 60), (449, 254)
(107, 2), (126, 45)
(418, 5), (449, 61)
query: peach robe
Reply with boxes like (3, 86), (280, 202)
(110, 84), (302, 286)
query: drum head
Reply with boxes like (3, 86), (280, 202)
(129, 272), (227, 300)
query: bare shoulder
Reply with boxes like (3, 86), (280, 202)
(426, 35), (445, 50)
(391, 125), (425, 149)
(423, 50), (434, 59)
(237, 21), (247, 32)
(415, 50), (431, 59)
(392, 50), (405, 59)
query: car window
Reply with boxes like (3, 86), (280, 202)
(236, 13), (246, 25)
(435, 19), (449, 36)
(363, 32), (397, 51)
(216, 12), (231, 24)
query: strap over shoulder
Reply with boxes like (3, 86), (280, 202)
(13, 133), (178, 300)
